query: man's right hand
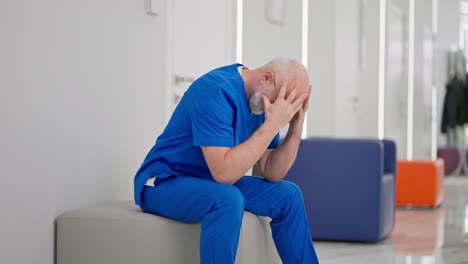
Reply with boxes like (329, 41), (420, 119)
(262, 81), (307, 132)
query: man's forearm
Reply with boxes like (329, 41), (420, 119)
(263, 131), (301, 182)
(213, 122), (279, 184)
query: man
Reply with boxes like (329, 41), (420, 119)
(134, 58), (319, 263)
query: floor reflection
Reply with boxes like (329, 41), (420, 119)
(390, 208), (445, 256)
(315, 177), (468, 264)
(390, 208), (445, 264)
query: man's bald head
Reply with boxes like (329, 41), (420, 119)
(260, 58), (310, 98)
(244, 58), (310, 115)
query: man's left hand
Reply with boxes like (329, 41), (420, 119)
(288, 85), (311, 138)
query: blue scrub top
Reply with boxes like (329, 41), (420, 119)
(133, 63), (281, 205)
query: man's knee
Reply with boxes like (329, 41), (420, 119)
(277, 180), (303, 203)
(214, 184), (245, 215)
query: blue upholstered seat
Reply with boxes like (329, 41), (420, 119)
(285, 138), (397, 242)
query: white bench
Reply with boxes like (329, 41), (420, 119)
(56, 201), (281, 264)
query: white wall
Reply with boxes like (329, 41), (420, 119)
(242, 0), (381, 140)
(0, 1), (167, 263)
(308, 0), (381, 139)
(307, 0), (457, 158)
(333, 0), (361, 137)
(169, 0), (236, 116)
(242, 0), (302, 67)
(437, 0), (460, 147)
(357, 0), (381, 138)
(307, 0), (336, 136)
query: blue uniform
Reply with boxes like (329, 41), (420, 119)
(134, 64), (319, 264)
(134, 64), (280, 206)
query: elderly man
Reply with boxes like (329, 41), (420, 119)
(134, 58), (319, 263)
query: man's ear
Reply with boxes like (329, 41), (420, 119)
(262, 70), (275, 84)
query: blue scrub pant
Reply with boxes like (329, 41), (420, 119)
(140, 175), (319, 264)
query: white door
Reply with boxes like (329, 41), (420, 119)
(413, 26), (434, 159)
(412, 0), (433, 159)
(385, 3), (407, 158)
(334, 0), (360, 137)
(165, 0), (236, 120)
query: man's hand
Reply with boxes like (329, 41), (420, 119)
(288, 85), (311, 138)
(262, 82), (307, 132)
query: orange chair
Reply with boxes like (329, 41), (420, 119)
(396, 159), (444, 208)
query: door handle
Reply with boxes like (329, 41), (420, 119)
(146, 0), (158, 16)
(174, 75), (195, 85)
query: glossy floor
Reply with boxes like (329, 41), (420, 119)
(314, 177), (468, 264)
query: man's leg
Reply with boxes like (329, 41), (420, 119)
(140, 175), (245, 264)
(234, 176), (319, 264)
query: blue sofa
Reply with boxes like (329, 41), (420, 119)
(285, 138), (397, 242)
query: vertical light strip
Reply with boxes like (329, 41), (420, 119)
(301, 0), (309, 139)
(431, 85), (437, 159)
(164, 0), (174, 122)
(464, 204), (468, 234)
(432, 0), (437, 34)
(378, 0), (387, 139)
(406, 256), (413, 264)
(431, 0), (438, 160)
(236, 0), (243, 63)
(407, 0), (415, 160)
(460, 20), (465, 50)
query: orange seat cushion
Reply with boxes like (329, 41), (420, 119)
(396, 159), (444, 208)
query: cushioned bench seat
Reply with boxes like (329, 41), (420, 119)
(56, 201), (281, 264)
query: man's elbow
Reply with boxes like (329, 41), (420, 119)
(264, 169), (288, 183)
(265, 176), (282, 183)
(212, 172), (237, 185)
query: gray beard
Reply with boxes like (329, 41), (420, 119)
(249, 91), (263, 115)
